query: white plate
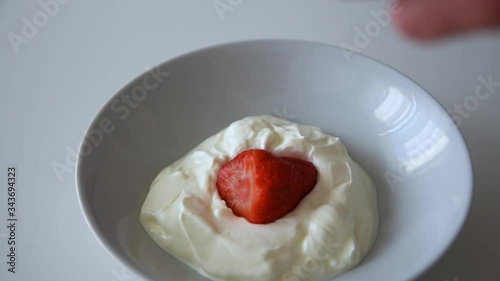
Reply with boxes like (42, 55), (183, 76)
(76, 40), (473, 281)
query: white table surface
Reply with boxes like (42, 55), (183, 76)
(1, 1), (499, 281)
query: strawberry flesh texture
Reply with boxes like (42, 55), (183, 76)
(216, 149), (318, 224)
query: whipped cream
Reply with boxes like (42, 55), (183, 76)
(140, 115), (378, 281)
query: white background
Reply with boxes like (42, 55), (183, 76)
(0, 1), (499, 280)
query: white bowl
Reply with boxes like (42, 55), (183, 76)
(76, 40), (473, 281)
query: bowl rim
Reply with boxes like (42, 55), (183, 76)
(75, 38), (474, 281)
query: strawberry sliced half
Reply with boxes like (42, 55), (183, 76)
(216, 149), (318, 224)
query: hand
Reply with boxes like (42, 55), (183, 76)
(393, 0), (500, 40)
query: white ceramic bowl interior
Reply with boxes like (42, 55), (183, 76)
(77, 40), (473, 281)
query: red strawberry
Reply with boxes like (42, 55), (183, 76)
(216, 149), (318, 224)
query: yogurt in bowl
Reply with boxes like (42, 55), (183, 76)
(76, 40), (473, 281)
(140, 115), (378, 281)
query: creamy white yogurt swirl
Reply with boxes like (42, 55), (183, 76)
(140, 115), (378, 281)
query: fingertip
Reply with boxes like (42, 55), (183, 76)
(393, 0), (500, 41)
(393, 4), (442, 41)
